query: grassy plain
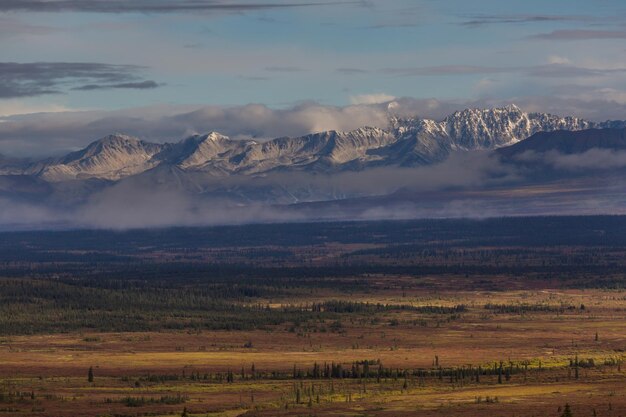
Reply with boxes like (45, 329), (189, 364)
(1, 218), (626, 416)
(1, 285), (625, 417)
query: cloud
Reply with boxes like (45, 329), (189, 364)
(264, 66), (306, 73)
(0, 198), (62, 229)
(0, 101), (74, 117)
(2, 96), (626, 158)
(0, 102), (392, 157)
(381, 63), (626, 79)
(382, 65), (508, 77)
(460, 14), (595, 27)
(0, 62), (161, 98)
(72, 80), (161, 91)
(525, 64), (626, 78)
(349, 93), (396, 105)
(0, 190), (307, 230)
(3, 144), (626, 230)
(521, 149), (626, 171)
(336, 68), (369, 75)
(302, 151), (514, 194)
(76, 183), (302, 229)
(0, 0), (344, 14)
(0, 16), (60, 38)
(362, 22), (419, 29)
(547, 55), (571, 65)
(0, 150), (515, 229)
(238, 75), (271, 81)
(0, 98), (481, 157)
(0, 96), (491, 156)
(509, 95), (626, 122)
(531, 29), (626, 41)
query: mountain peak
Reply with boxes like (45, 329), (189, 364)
(503, 103), (521, 112)
(92, 133), (142, 146)
(38, 133), (163, 182)
(447, 103), (522, 118)
(171, 131), (248, 170)
(181, 131), (230, 145)
(201, 131), (229, 142)
(12, 105), (626, 182)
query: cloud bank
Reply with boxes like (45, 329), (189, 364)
(3, 95), (626, 158)
(0, 151), (515, 229)
(0, 62), (160, 99)
(3, 145), (626, 230)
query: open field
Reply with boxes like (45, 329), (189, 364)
(1, 287), (625, 417)
(1, 218), (626, 416)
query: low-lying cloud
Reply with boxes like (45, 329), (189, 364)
(0, 150), (510, 229)
(516, 149), (626, 171)
(2, 146), (626, 230)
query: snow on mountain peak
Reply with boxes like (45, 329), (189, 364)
(203, 132), (229, 142)
(37, 134), (163, 182)
(19, 105), (625, 182)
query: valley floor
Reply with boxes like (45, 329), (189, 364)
(1, 286), (625, 417)
(2, 218), (626, 416)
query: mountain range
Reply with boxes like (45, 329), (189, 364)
(4, 104), (623, 182)
(2, 104), (626, 228)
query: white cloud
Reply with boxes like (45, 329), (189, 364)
(349, 93), (396, 105)
(1, 95), (626, 158)
(547, 55), (571, 65)
(0, 101), (76, 117)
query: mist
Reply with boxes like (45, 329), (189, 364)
(2, 147), (626, 230)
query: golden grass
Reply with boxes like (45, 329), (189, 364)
(1, 288), (625, 416)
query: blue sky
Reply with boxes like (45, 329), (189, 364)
(1, 0), (626, 155)
(1, 0), (625, 110)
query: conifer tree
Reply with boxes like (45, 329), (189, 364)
(561, 403), (573, 417)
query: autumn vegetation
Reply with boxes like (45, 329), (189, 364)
(0, 217), (625, 416)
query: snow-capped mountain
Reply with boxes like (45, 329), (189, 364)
(5, 105), (625, 182)
(27, 134), (164, 182)
(390, 104), (596, 151)
(234, 127), (397, 173)
(3, 108), (626, 229)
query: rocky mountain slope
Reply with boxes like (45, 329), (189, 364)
(4, 105), (625, 182)
(3, 113), (626, 228)
(27, 135), (163, 182)
(392, 104), (596, 151)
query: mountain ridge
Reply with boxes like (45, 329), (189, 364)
(3, 122), (626, 227)
(3, 105), (625, 182)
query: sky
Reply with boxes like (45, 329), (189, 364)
(2, 0), (626, 156)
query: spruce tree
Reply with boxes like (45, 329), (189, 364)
(560, 403), (573, 417)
